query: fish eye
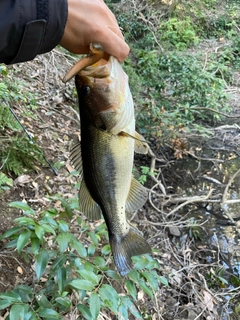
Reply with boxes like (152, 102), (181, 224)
(81, 86), (90, 95)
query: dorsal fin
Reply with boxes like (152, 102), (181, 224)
(126, 177), (148, 213)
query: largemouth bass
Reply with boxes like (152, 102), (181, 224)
(66, 44), (151, 276)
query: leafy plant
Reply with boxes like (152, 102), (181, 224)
(159, 17), (199, 50)
(138, 166), (156, 185)
(0, 197), (168, 319)
(206, 267), (229, 289)
(126, 48), (230, 138)
(0, 66), (44, 175)
(0, 172), (13, 192)
(187, 219), (202, 241)
(0, 135), (45, 176)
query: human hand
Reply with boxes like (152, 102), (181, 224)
(59, 0), (130, 62)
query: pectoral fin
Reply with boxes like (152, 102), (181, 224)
(79, 179), (102, 220)
(134, 132), (149, 154)
(70, 143), (82, 172)
(119, 131), (148, 154)
(126, 178), (148, 213)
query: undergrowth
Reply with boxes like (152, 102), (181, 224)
(0, 197), (167, 320)
(0, 65), (44, 184)
(113, 0), (239, 140)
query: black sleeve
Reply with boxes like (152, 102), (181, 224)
(0, 0), (68, 65)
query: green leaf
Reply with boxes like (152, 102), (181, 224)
(79, 269), (101, 286)
(56, 233), (69, 252)
(10, 303), (28, 320)
(8, 201), (35, 215)
(87, 243), (96, 256)
(133, 256), (149, 270)
(219, 276), (228, 285)
(138, 279), (153, 299)
(89, 293), (100, 320)
(77, 304), (92, 320)
(128, 269), (140, 283)
(101, 244), (111, 255)
(70, 236), (87, 258)
(39, 308), (61, 319)
(36, 293), (52, 309)
(45, 217), (58, 228)
(141, 271), (159, 292)
(0, 226), (22, 240)
(40, 223), (56, 235)
(14, 217), (36, 226)
(51, 255), (67, 271)
(158, 276), (168, 286)
(5, 239), (17, 249)
(93, 257), (105, 268)
(31, 237), (40, 255)
(118, 303), (128, 320)
(88, 231), (99, 245)
(35, 225), (45, 241)
(17, 230), (31, 252)
(121, 296), (143, 319)
(58, 220), (69, 232)
(58, 198), (74, 219)
(35, 250), (49, 280)
(104, 269), (121, 280)
(55, 297), (71, 308)
(83, 261), (95, 272)
(99, 284), (119, 314)
(13, 285), (32, 303)
(57, 267), (66, 293)
(68, 279), (95, 291)
(125, 280), (137, 300)
(0, 291), (21, 302)
(25, 311), (38, 320)
(0, 300), (12, 310)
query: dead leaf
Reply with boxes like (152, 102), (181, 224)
(202, 290), (214, 312)
(66, 162), (75, 173)
(14, 174), (32, 186)
(17, 266), (23, 274)
(138, 290), (144, 300)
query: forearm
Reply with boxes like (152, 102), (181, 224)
(0, 0), (68, 64)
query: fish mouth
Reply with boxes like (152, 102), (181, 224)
(64, 43), (134, 135)
(63, 43), (109, 83)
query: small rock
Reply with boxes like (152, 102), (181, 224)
(168, 225), (181, 237)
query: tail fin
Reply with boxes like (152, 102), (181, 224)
(110, 226), (151, 276)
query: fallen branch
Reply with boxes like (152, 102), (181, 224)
(166, 189), (215, 217)
(221, 168), (240, 224)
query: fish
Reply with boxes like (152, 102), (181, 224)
(66, 44), (151, 276)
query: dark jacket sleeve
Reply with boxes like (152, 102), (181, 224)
(0, 0), (68, 64)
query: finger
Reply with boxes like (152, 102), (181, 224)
(91, 29), (130, 62)
(108, 25), (125, 40)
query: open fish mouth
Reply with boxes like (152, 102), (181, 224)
(63, 43), (106, 83)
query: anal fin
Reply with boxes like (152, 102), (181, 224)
(79, 179), (102, 220)
(126, 178), (148, 213)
